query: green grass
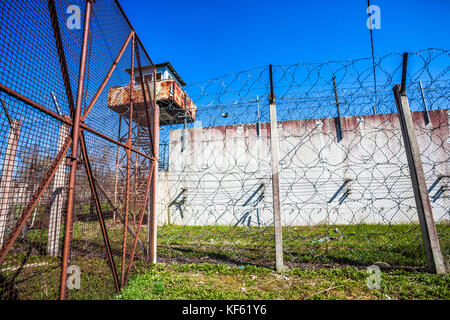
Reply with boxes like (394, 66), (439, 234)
(0, 254), (119, 300)
(2, 220), (448, 299)
(18, 219), (450, 269)
(16, 220), (450, 270)
(116, 262), (450, 300)
(156, 222), (450, 269)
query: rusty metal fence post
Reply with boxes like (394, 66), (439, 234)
(121, 31), (135, 288)
(59, 0), (94, 300)
(393, 53), (446, 274)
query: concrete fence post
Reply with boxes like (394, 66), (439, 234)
(0, 119), (21, 247)
(47, 119), (70, 256)
(148, 67), (160, 265)
(268, 65), (285, 271)
(393, 84), (446, 274)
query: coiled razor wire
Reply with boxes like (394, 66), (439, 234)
(156, 48), (449, 270)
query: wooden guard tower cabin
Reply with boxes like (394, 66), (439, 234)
(108, 62), (197, 126)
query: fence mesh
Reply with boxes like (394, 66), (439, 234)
(0, 0), (157, 300)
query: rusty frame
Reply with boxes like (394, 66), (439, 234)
(47, 0), (75, 117)
(121, 33), (135, 288)
(112, 2), (159, 265)
(0, 84), (152, 161)
(124, 160), (155, 286)
(60, 0), (94, 300)
(82, 30), (134, 122)
(135, 37), (156, 154)
(47, 3), (121, 289)
(0, 0), (159, 300)
(48, 2), (118, 289)
(0, 98), (12, 125)
(80, 134), (121, 292)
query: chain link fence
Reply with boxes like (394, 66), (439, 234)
(0, 0), (158, 299)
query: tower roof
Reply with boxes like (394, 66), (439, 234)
(126, 61), (186, 86)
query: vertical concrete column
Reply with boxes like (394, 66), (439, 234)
(394, 84), (446, 274)
(0, 119), (21, 247)
(268, 65), (285, 272)
(149, 104), (160, 264)
(47, 119), (70, 256)
(148, 68), (160, 264)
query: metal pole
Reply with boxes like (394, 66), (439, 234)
(181, 93), (187, 152)
(134, 125), (140, 222)
(419, 81), (430, 125)
(82, 30), (134, 121)
(400, 52), (408, 96)
(125, 161), (155, 285)
(134, 41), (160, 257)
(60, 0), (93, 300)
(0, 98), (12, 125)
(113, 116), (122, 222)
(122, 32), (135, 288)
(367, 0), (377, 115)
(50, 92), (62, 116)
(331, 76), (346, 141)
(256, 95), (261, 137)
(79, 135), (121, 292)
(48, 0), (76, 117)
(393, 84), (446, 274)
(268, 65), (284, 272)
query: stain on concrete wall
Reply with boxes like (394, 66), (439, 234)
(157, 110), (449, 227)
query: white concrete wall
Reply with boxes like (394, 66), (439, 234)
(157, 110), (449, 227)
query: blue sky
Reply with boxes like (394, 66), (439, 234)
(121, 0), (450, 84)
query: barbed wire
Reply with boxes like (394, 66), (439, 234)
(157, 48), (449, 270)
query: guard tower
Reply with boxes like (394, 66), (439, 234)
(106, 62), (196, 220)
(108, 61), (196, 125)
